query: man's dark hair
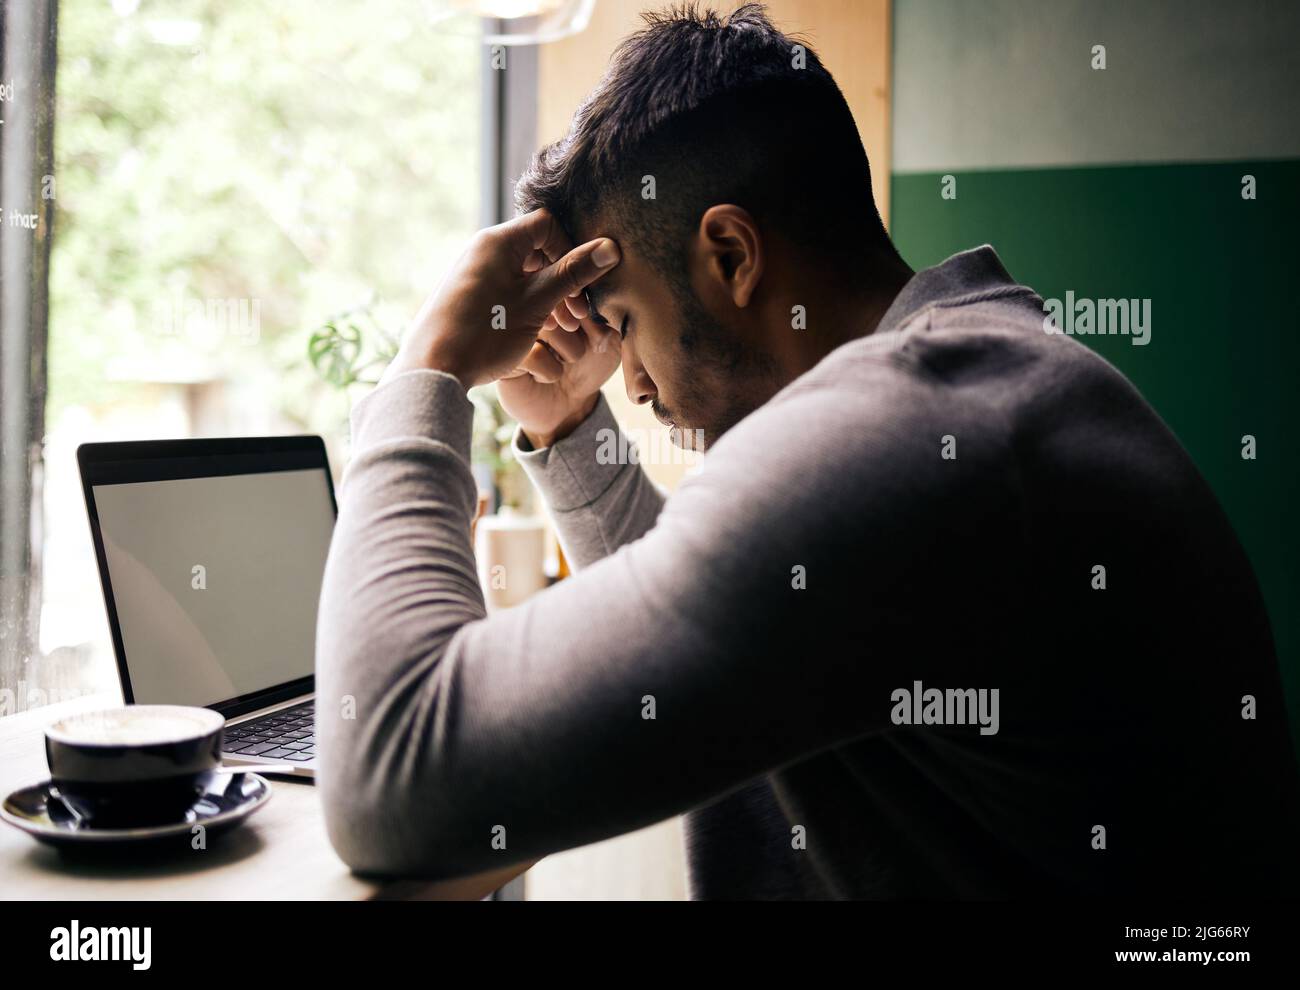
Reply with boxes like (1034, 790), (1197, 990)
(515, 3), (898, 295)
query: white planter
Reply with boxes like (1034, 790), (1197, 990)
(475, 513), (547, 610)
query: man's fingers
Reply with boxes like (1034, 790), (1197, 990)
(552, 301), (581, 332)
(499, 209), (618, 321)
(526, 237), (621, 310)
(509, 208), (573, 262)
(565, 292), (590, 320)
(538, 325), (585, 364)
(518, 340), (564, 384)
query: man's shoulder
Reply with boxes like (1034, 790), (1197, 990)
(768, 285), (1136, 439)
(732, 293), (1053, 449)
(699, 284), (1156, 518)
(816, 286), (1101, 391)
(695, 313), (1031, 515)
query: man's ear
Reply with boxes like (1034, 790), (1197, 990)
(693, 204), (764, 308)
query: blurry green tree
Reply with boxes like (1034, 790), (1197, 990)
(50, 0), (482, 443)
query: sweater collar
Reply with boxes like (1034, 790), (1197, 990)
(875, 244), (1027, 337)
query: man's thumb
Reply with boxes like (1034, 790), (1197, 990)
(529, 238), (620, 306)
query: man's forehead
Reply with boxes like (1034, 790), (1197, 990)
(570, 212), (625, 314)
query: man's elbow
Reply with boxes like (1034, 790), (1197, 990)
(320, 794), (408, 876)
(316, 720), (470, 878)
(318, 764), (441, 877)
(322, 789), (536, 896)
(314, 625), (479, 876)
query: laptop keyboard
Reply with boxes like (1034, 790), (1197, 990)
(221, 702), (316, 762)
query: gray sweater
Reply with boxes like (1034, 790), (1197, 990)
(316, 246), (1300, 898)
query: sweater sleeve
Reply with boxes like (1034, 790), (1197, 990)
(511, 391), (666, 569)
(314, 368), (925, 879)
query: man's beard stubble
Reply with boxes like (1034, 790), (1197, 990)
(668, 284), (780, 451)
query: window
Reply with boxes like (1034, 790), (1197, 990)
(2, 0), (487, 714)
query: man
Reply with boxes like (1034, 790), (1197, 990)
(316, 4), (1300, 898)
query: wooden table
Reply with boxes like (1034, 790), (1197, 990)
(0, 694), (491, 900)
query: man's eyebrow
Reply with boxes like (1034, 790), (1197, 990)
(585, 277), (616, 321)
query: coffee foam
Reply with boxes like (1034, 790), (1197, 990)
(50, 706), (222, 746)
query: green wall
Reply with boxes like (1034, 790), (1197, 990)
(891, 159), (1300, 759)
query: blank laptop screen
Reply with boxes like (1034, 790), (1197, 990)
(91, 468), (335, 708)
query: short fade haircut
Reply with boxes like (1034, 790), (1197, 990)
(514, 2), (898, 295)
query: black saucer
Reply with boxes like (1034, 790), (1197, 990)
(1, 771), (271, 847)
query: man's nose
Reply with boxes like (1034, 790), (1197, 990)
(622, 342), (655, 406)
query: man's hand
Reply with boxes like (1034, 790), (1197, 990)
(497, 307), (622, 449)
(382, 209), (620, 390)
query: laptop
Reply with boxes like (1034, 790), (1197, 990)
(77, 436), (337, 779)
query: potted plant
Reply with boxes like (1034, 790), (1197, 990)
(305, 299), (532, 514)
